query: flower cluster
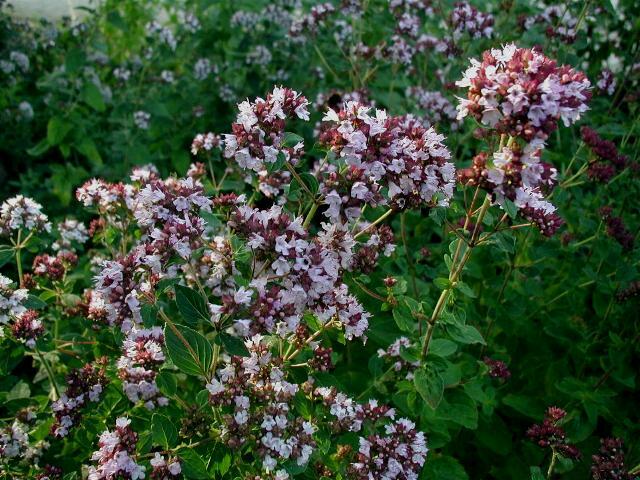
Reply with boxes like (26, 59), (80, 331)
(600, 207), (634, 252)
(0, 420), (30, 460)
(456, 44), (591, 141)
(590, 437), (632, 480)
(10, 309), (44, 348)
(227, 204), (371, 340)
(190, 132), (221, 155)
(52, 218), (89, 251)
(32, 252), (77, 281)
(522, 6), (578, 44)
(483, 357), (511, 380)
(320, 103), (455, 215)
(76, 179), (135, 214)
(406, 87), (460, 129)
(457, 142), (563, 236)
(88, 417), (145, 480)
(206, 335), (316, 473)
(117, 327), (168, 409)
(581, 127), (628, 183)
(313, 387), (395, 433)
(349, 418), (428, 480)
(52, 359), (109, 437)
(0, 274), (28, 325)
(149, 453), (182, 479)
(223, 86), (310, 173)
(597, 69), (617, 96)
(377, 337), (419, 380)
(0, 195), (51, 236)
(526, 406), (581, 460)
(450, 2), (494, 41)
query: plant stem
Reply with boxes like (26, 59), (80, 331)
(35, 346), (60, 401)
(421, 195), (491, 361)
(354, 209), (394, 239)
(303, 202), (319, 229)
(15, 229), (24, 286)
(547, 450), (558, 479)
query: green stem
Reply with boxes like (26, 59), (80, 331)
(303, 202), (320, 229)
(547, 450), (558, 479)
(354, 209), (394, 239)
(15, 229), (23, 286)
(35, 346), (60, 401)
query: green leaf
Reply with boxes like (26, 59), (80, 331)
(65, 48), (85, 74)
(164, 323), (213, 377)
(447, 324), (485, 345)
(6, 381), (31, 401)
(47, 117), (73, 145)
(152, 413), (178, 449)
(503, 198), (518, 219)
(530, 467), (545, 480)
(26, 138), (50, 157)
(455, 281), (476, 298)
(283, 132), (304, 147)
(422, 455), (469, 480)
(81, 82), (106, 112)
(440, 390), (478, 429)
(414, 368), (444, 409)
(0, 246), (13, 268)
(392, 307), (414, 332)
(300, 172), (319, 195)
(156, 370), (177, 396)
(434, 277), (452, 290)
(175, 285), (210, 326)
(75, 137), (103, 166)
(24, 294), (47, 310)
(179, 448), (210, 479)
(219, 332), (250, 356)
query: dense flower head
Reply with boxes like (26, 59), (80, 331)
(117, 327), (168, 409)
(0, 274), (28, 325)
(0, 420), (30, 459)
(581, 127), (628, 183)
(149, 453), (182, 479)
(0, 195), (51, 236)
(597, 69), (617, 96)
(377, 337), (419, 380)
(205, 335), (316, 473)
(591, 437), (632, 480)
(223, 86), (310, 173)
(319, 102), (455, 215)
(600, 207), (634, 252)
(450, 2), (494, 41)
(456, 44), (591, 141)
(349, 418), (428, 480)
(457, 141), (563, 236)
(88, 417), (145, 480)
(32, 252), (77, 281)
(76, 179), (136, 213)
(11, 309), (44, 348)
(483, 356), (511, 379)
(53, 218), (89, 251)
(406, 86), (460, 129)
(190, 132), (221, 155)
(526, 406), (581, 460)
(52, 359), (109, 437)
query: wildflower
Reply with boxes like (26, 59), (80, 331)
(117, 327), (168, 409)
(319, 103), (455, 216)
(0, 195), (51, 236)
(193, 58), (212, 80)
(52, 360), (109, 437)
(134, 111), (151, 130)
(0, 274), (28, 325)
(526, 407), (581, 460)
(150, 452), (182, 478)
(349, 418), (428, 479)
(223, 86), (309, 173)
(456, 44), (591, 141)
(591, 438), (632, 480)
(377, 337), (419, 380)
(450, 2), (494, 41)
(581, 127), (627, 183)
(10, 309), (44, 347)
(406, 87), (460, 129)
(191, 132), (221, 155)
(53, 218), (89, 251)
(483, 357), (511, 379)
(88, 417), (146, 480)
(597, 69), (617, 96)
(600, 207), (634, 251)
